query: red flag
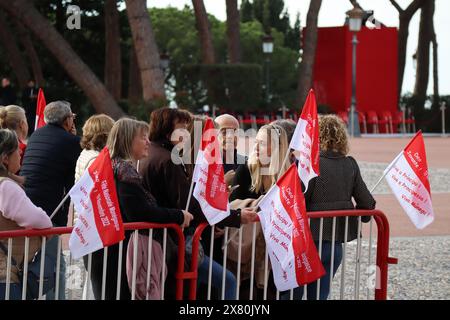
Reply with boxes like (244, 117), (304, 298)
(258, 163), (325, 291)
(192, 118), (230, 225)
(35, 88), (46, 130)
(289, 89), (320, 191)
(384, 131), (434, 229)
(69, 147), (124, 259)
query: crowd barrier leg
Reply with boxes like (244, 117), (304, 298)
(21, 237), (30, 300)
(145, 229), (153, 300)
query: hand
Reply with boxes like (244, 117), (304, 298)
(70, 124), (77, 136)
(240, 207), (258, 224)
(224, 170), (235, 187)
(181, 210), (194, 228)
(214, 227), (225, 239)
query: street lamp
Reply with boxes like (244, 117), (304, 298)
(160, 52), (170, 72)
(346, 7), (364, 138)
(262, 34), (274, 104)
(412, 52), (417, 70)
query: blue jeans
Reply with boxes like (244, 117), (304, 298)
(43, 235), (66, 300)
(0, 283), (22, 300)
(197, 255), (237, 300)
(281, 241), (343, 300)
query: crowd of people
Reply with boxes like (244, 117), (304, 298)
(0, 94), (376, 300)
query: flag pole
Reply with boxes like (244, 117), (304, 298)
(370, 152), (402, 193)
(185, 179), (195, 211)
(280, 149), (291, 174)
(49, 193), (70, 220)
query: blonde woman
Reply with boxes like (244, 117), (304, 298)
(230, 123), (290, 201)
(87, 118), (193, 300)
(281, 114), (375, 300)
(0, 105), (28, 165)
(228, 124), (289, 299)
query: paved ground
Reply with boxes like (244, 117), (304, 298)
(347, 137), (449, 300)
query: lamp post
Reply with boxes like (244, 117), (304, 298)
(160, 52), (170, 74)
(262, 34), (274, 104)
(441, 101), (447, 136)
(160, 52), (170, 104)
(400, 103), (407, 134)
(346, 7), (364, 138)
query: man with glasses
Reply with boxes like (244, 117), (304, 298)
(215, 114), (246, 184)
(20, 101), (82, 300)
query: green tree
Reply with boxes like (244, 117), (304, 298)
(240, 0), (253, 23)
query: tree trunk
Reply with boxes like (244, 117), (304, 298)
(125, 0), (165, 103)
(0, 11), (30, 88)
(226, 0), (241, 63)
(192, 0), (216, 64)
(14, 19), (45, 87)
(413, 0), (434, 110)
(104, 0), (122, 100)
(390, 0), (424, 99)
(295, 0), (322, 107)
(0, 0), (124, 119)
(128, 46), (143, 105)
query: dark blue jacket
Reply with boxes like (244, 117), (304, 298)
(20, 124), (81, 226)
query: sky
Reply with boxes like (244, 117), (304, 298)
(147, 0), (450, 95)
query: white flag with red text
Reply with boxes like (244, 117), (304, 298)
(69, 147), (124, 259)
(384, 131), (434, 229)
(192, 118), (230, 225)
(258, 163), (325, 291)
(289, 89), (320, 191)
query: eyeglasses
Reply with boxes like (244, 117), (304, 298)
(66, 113), (76, 121)
(219, 128), (237, 136)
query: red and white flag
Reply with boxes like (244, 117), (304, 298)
(192, 118), (230, 225)
(384, 131), (434, 229)
(35, 88), (46, 130)
(69, 147), (124, 259)
(258, 163), (325, 291)
(289, 89), (320, 191)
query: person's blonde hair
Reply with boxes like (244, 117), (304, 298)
(106, 118), (149, 161)
(319, 114), (349, 155)
(0, 105), (26, 131)
(80, 114), (115, 151)
(248, 124), (290, 194)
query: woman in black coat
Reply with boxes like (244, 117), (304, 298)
(88, 118), (193, 300)
(281, 114), (376, 300)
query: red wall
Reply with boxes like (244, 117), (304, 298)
(312, 26), (398, 116)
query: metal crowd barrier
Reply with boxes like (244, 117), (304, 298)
(0, 210), (397, 301)
(187, 209), (398, 300)
(0, 222), (186, 300)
